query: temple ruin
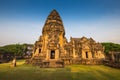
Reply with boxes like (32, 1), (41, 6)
(28, 10), (105, 68)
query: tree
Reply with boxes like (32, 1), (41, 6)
(102, 42), (120, 54)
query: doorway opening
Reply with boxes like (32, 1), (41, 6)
(50, 50), (55, 59)
(86, 52), (88, 58)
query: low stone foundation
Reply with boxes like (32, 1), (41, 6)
(64, 58), (103, 65)
(26, 56), (104, 68)
(103, 60), (120, 69)
(26, 56), (64, 68)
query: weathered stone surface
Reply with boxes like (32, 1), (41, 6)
(28, 10), (105, 68)
(103, 51), (120, 69)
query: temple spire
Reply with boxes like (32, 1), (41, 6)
(45, 9), (63, 24)
(42, 9), (65, 35)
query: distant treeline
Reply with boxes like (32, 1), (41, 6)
(0, 43), (120, 56)
(102, 42), (120, 54)
(0, 44), (33, 57)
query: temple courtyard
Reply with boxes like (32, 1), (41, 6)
(0, 60), (120, 80)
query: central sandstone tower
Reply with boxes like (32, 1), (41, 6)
(31, 10), (67, 67)
(29, 10), (105, 68)
(41, 9), (66, 60)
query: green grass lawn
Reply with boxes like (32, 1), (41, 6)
(0, 60), (120, 80)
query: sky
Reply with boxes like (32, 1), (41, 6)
(0, 0), (120, 46)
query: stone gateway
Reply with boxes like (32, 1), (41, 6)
(28, 10), (105, 68)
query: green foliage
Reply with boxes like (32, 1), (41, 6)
(102, 42), (120, 54)
(0, 44), (31, 57)
(0, 60), (120, 80)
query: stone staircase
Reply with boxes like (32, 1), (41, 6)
(26, 55), (64, 68)
(49, 60), (57, 68)
(41, 59), (64, 68)
(26, 55), (43, 66)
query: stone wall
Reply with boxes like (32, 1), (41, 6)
(28, 10), (105, 68)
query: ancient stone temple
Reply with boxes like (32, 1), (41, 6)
(28, 10), (105, 68)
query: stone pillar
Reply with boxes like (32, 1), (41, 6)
(111, 53), (115, 62)
(34, 48), (39, 55)
(118, 53), (120, 63)
(73, 48), (76, 58)
(82, 50), (86, 59)
(11, 58), (16, 67)
(88, 51), (92, 59)
(55, 49), (59, 60)
(46, 49), (50, 60)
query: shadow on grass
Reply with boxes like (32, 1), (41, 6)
(0, 60), (120, 80)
